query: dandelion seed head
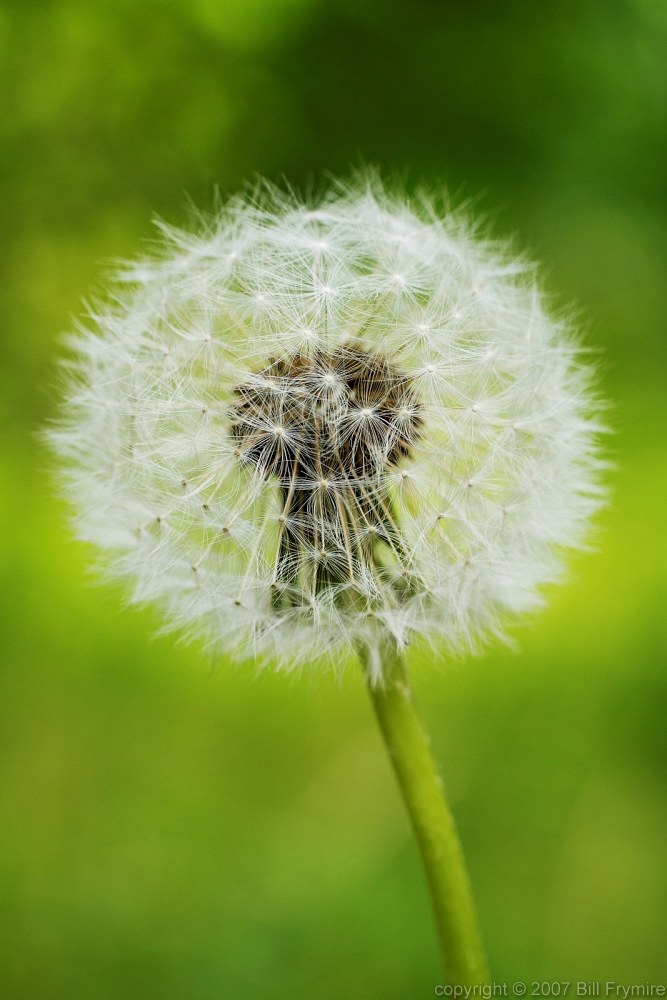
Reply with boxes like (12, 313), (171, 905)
(50, 177), (606, 676)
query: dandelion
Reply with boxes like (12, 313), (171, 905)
(51, 177), (606, 984)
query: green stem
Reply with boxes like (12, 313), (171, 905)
(361, 644), (489, 985)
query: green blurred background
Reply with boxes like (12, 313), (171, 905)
(1, 0), (666, 996)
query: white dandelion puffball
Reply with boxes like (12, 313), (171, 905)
(53, 180), (604, 677)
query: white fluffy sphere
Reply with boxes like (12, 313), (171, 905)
(52, 180), (605, 678)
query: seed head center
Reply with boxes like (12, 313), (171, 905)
(230, 343), (420, 487)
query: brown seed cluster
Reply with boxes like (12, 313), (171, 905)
(230, 342), (420, 485)
(229, 343), (422, 597)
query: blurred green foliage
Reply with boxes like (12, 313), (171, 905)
(1, 0), (666, 996)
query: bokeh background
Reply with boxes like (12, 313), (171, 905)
(1, 0), (666, 996)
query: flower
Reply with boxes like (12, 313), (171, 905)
(51, 178), (605, 679)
